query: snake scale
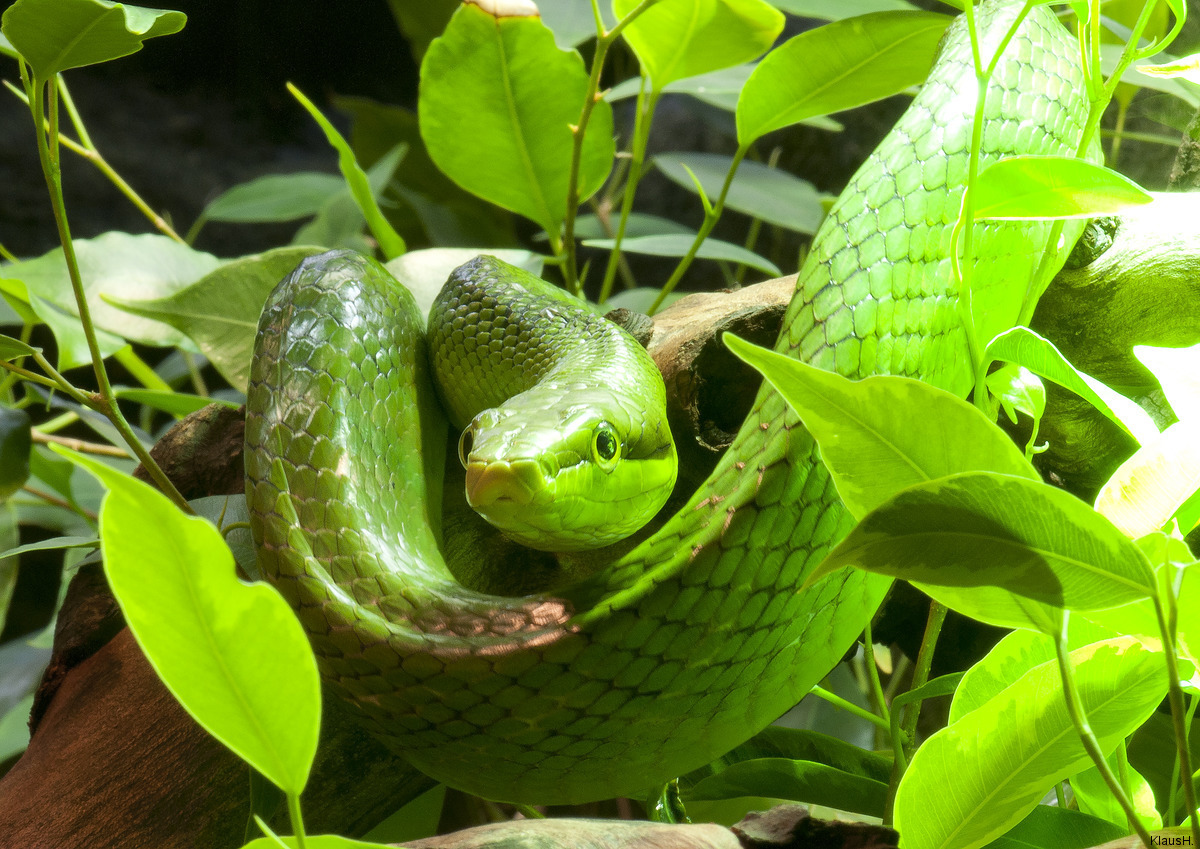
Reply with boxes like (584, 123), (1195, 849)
(246, 0), (1094, 804)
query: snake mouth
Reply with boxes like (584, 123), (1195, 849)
(465, 460), (544, 509)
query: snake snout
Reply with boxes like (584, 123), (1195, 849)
(465, 459), (545, 509)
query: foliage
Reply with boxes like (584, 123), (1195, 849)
(1, 0), (1199, 847)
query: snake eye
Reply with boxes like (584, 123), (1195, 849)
(592, 422), (620, 471)
(458, 426), (474, 469)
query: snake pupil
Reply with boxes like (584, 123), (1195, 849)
(458, 427), (474, 468)
(593, 424), (619, 465)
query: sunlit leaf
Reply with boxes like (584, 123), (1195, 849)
(1, 0), (185, 79)
(894, 638), (1165, 849)
(736, 11), (949, 144)
(807, 471), (1157, 613)
(419, 3), (613, 238)
(1072, 757), (1161, 832)
(725, 335), (1036, 520)
(615, 0), (783, 90)
(973, 156), (1153, 221)
(1134, 342), (1200, 424)
(984, 327), (1159, 445)
(1094, 422), (1200, 538)
(57, 448), (321, 795)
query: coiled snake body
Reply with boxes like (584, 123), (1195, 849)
(246, 0), (1093, 804)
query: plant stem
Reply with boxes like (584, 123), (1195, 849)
(1053, 624), (1155, 848)
(900, 600), (948, 758)
(25, 72), (190, 513)
(809, 685), (892, 732)
(646, 145), (748, 314)
(562, 0), (664, 295)
(32, 431), (130, 458)
(286, 792), (307, 849)
(599, 84), (662, 304)
(862, 618), (892, 732)
(1155, 592), (1200, 842)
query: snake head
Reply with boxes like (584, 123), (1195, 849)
(458, 395), (677, 552)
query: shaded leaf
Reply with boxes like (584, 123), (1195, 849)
(58, 448), (321, 795)
(198, 172), (346, 225)
(655, 153), (826, 234)
(1, 0), (185, 78)
(110, 246), (325, 392)
(807, 471), (1157, 613)
(419, 3), (613, 237)
(583, 234), (780, 275)
(615, 0), (783, 90)
(973, 156), (1153, 221)
(725, 335), (1036, 520)
(979, 805), (1127, 849)
(0, 407), (31, 500)
(684, 758), (887, 816)
(0, 335), (38, 361)
(737, 11), (950, 144)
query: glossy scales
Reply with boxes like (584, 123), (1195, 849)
(246, 0), (1091, 805)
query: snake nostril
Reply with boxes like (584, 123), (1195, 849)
(458, 426), (474, 469)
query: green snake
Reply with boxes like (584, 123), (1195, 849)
(246, 0), (1094, 804)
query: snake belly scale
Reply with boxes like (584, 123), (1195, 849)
(245, 0), (1093, 804)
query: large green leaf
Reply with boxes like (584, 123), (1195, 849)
(109, 246), (325, 392)
(1094, 421), (1200, 538)
(980, 805), (1127, 849)
(807, 471), (1157, 612)
(736, 11), (950, 145)
(725, 335), (1036, 520)
(1135, 342), (1200, 423)
(655, 153), (826, 234)
(894, 638), (1166, 849)
(1, 0), (184, 79)
(1, 233), (219, 358)
(197, 172), (346, 225)
(983, 327), (1159, 445)
(419, 3), (613, 238)
(684, 758), (887, 815)
(770, 0), (919, 17)
(973, 156), (1153, 221)
(583, 234), (781, 275)
(614, 0), (783, 90)
(1071, 757), (1161, 832)
(58, 449), (321, 796)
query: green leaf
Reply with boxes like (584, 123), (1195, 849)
(583, 234), (780, 275)
(419, 3), (614, 239)
(1094, 422), (1200, 538)
(570, 212), (693, 241)
(807, 471), (1157, 613)
(615, 0), (784, 90)
(979, 805), (1127, 849)
(987, 364), (1046, 425)
(1071, 757), (1161, 832)
(771, 0), (919, 16)
(0, 534), (98, 560)
(693, 725), (891, 784)
(0, 694), (32, 764)
(240, 835), (391, 849)
(2, 232), (220, 359)
(725, 335), (1036, 520)
(949, 620), (1121, 725)
(289, 85), (406, 260)
(198, 172), (346, 225)
(0, 504), (17, 636)
(385, 248), (544, 319)
(109, 246), (326, 392)
(56, 448), (321, 795)
(0, 335), (38, 361)
(973, 156), (1153, 221)
(684, 758), (887, 815)
(1, 0), (185, 79)
(1136, 51), (1200, 85)
(0, 407), (31, 500)
(115, 389), (237, 418)
(983, 327), (1159, 445)
(736, 11), (950, 145)
(655, 153), (826, 234)
(894, 637), (1166, 849)
(1134, 342), (1200, 423)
